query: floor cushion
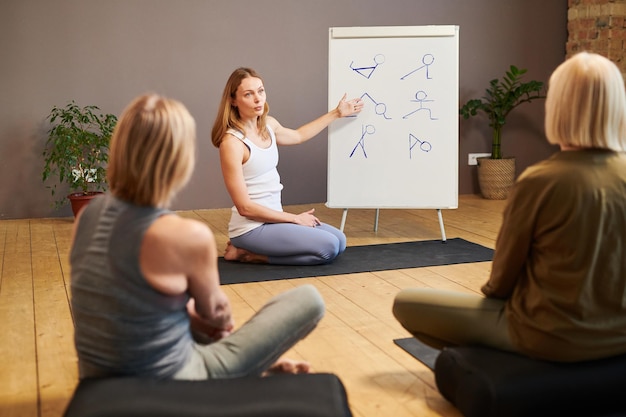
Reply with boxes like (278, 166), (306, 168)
(434, 346), (626, 417)
(63, 373), (353, 417)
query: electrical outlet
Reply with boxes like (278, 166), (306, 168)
(468, 153), (491, 165)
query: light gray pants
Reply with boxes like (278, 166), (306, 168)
(392, 288), (518, 353)
(232, 222), (347, 265)
(174, 284), (324, 380)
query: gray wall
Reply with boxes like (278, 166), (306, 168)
(0, 0), (567, 219)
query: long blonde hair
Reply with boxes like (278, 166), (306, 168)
(545, 52), (626, 151)
(108, 94), (196, 208)
(211, 67), (270, 147)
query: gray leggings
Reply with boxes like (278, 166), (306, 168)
(231, 222), (347, 265)
(174, 284), (324, 380)
(392, 288), (518, 353)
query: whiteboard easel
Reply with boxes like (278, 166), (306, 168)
(327, 25), (459, 241)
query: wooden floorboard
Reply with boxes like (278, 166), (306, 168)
(1, 220), (39, 417)
(0, 194), (504, 417)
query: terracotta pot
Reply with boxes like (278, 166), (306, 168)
(477, 157), (515, 200)
(67, 192), (104, 217)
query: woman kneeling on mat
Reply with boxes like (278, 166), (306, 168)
(211, 67), (363, 265)
(393, 52), (626, 362)
(70, 93), (324, 379)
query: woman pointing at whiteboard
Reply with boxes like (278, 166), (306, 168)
(211, 67), (363, 265)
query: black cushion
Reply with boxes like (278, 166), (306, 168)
(434, 346), (626, 417)
(63, 373), (353, 417)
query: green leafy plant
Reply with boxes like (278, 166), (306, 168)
(459, 65), (546, 159)
(42, 101), (117, 208)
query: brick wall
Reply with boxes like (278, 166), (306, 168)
(567, 0), (626, 74)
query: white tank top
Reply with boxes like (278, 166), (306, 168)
(227, 126), (284, 238)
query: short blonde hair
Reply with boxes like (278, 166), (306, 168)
(545, 52), (626, 151)
(211, 67), (270, 148)
(108, 94), (196, 208)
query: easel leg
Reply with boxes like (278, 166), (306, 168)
(374, 208), (380, 232)
(437, 209), (447, 242)
(340, 209), (348, 232)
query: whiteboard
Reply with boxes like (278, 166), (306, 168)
(327, 25), (459, 209)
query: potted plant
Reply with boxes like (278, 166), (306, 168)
(460, 65), (546, 199)
(42, 101), (117, 216)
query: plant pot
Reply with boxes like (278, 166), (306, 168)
(67, 192), (103, 217)
(477, 157), (515, 200)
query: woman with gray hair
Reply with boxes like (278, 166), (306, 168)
(393, 52), (626, 362)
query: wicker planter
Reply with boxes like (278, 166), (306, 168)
(477, 157), (515, 200)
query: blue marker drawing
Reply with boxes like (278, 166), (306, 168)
(409, 133), (432, 159)
(403, 90), (438, 120)
(401, 53), (434, 80)
(360, 92), (391, 119)
(350, 125), (376, 158)
(350, 54), (385, 79)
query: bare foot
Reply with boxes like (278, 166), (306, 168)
(223, 241), (239, 261)
(223, 241), (268, 264)
(262, 358), (311, 376)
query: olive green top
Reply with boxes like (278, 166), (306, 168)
(482, 149), (626, 361)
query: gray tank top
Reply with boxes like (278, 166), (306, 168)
(70, 194), (192, 379)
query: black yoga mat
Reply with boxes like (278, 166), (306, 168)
(394, 337), (441, 371)
(218, 237), (493, 285)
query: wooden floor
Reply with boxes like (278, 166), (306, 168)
(0, 194), (508, 417)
